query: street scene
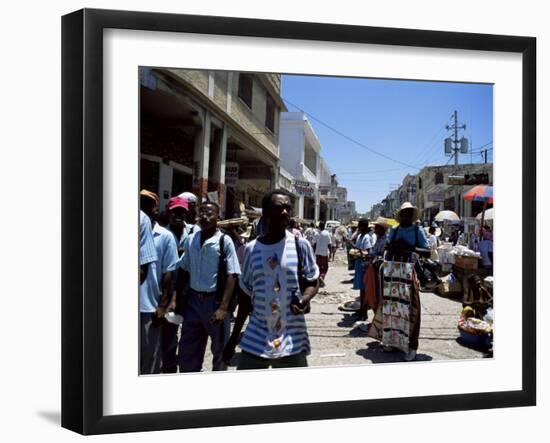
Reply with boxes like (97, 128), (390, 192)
(138, 68), (494, 375)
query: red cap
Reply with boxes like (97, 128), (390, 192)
(168, 196), (189, 211)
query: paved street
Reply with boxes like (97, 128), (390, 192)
(305, 249), (488, 366)
(203, 248), (488, 371)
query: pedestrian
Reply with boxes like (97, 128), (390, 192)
(371, 202), (429, 361)
(329, 227), (337, 262)
(167, 196), (190, 256)
(175, 201), (241, 372)
(349, 218), (374, 319)
(159, 196), (191, 372)
(479, 225), (493, 275)
(288, 218), (303, 238)
(236, 189), (320, 370)
(138, 205), (161, 374)
(178, 191), (200, 236)
(304, 222), (317, 245)
(312, 221), (332, 287)
(140, 190), (180, 373)
(427, 225), (440, 261)
(358, 217), (390, 329)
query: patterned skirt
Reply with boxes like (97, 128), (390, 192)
(368, 260), (421, 352)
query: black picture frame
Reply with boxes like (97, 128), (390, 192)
(61, 8), (536, 435)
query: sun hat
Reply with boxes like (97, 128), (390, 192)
(140, 189), (159, 206)
(372, 216), (393, 229)
(395, 202), (420, 223)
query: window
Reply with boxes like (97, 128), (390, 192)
(435, 172), (444, 184)
(418, 177), (423, 189)
(265, 94), (275, 132)
(238, 74), (253, 108)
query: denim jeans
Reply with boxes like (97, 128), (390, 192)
(178, 289), (230, 372)
(140, 313), (162, 375)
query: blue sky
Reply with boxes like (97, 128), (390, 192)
(281, 75), (493, 213)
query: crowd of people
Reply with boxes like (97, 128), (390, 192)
(139, 189), (493, 372)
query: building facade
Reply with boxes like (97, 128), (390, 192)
(139, 67), (286, 217)
(415, 163), (493, 221)
(279, 112), (322, 222)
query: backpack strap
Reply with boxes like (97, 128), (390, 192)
(295, 234), (303, 276)
(216, 234), (227, 294)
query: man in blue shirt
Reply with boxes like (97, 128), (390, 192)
(175, 201), (241, 372)
(139, 207), (160, 374)
(140, 190), (180, 373)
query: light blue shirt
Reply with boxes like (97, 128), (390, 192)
(139, 210), (159, 313)
(371, 234), (387, 256)
(355, 232), (374, 250)
(239, 233), (319, 359)
(178, 230), (241, 292)
(170, 223), (201, 256)
(152, 223), (179, 286)
(139, 210), (157, 266)
(387, 224), (429, 249)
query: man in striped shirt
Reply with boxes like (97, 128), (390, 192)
(237, 189), (320, 370)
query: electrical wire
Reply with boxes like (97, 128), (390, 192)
(282, 97), (421, 170)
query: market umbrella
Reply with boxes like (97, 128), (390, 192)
(476, 207), (494, 221)
(464, 185), (493, 235)
(434, 210), (460, 222)
(463, 185), (493, 204)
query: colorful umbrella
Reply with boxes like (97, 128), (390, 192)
(464, 185), (494, 236)
(434, 210), (460, 222)
(463, 185), (493, 204)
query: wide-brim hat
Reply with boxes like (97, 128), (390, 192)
(372, 216), (393, 229)
(240, 226), (252, 239)
(395, 202), (420, 223)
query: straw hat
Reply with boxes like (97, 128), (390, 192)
(372, 216), (393, 229)
(240, 225), (252, 239)
(395, 202), (420, 223)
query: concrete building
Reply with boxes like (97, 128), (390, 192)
(279, 112), (322, 221)
(139, 67), (286, 217)
(415, 163), (493, 221)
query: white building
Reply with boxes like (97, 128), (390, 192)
(279, 112), (322, 221)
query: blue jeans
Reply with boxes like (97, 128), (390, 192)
(178, 289), (230, 372)
(140, 313), (162, 375)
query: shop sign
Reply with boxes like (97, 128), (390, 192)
(294, 180), (315, 197)
(225, 162), (239, 187)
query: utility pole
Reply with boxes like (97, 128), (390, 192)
(481, 148), (488, 163)
(446, 111), (466, 216)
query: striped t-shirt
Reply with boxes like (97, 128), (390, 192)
(239, 232), (319, 359)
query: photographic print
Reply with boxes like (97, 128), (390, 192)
(62, 9), (535, 434)
(138, 67), (494, 375)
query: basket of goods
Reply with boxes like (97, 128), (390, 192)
(217, 216), (249, 228)
(458, 307), (493, 348)
(348, 248), (363, 257)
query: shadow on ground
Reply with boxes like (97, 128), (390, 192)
(356, 342), (433, 364)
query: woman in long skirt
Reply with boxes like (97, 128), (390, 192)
(368, 202), (429, 362)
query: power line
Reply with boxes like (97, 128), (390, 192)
(336, 167), (408, 175)
(282, 97), (421, 170)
